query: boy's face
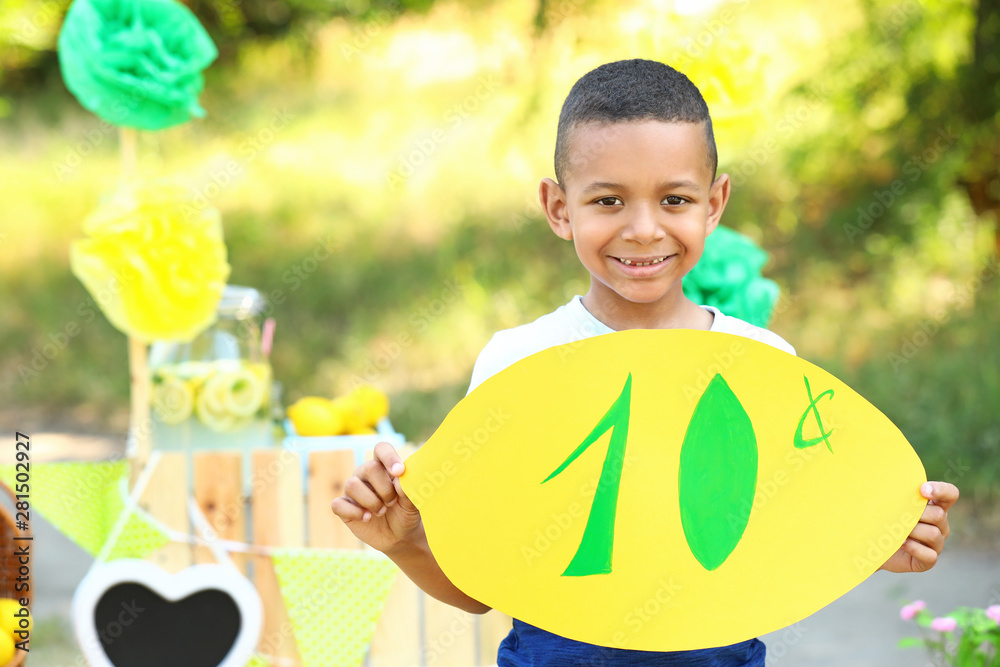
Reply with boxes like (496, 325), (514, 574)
(540, 120), (730, 321)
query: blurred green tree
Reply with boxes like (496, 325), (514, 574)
(0, 0), (446, 95)
(767, 0), (998, 266)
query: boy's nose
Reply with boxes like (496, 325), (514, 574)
(621, 206), (666, 244)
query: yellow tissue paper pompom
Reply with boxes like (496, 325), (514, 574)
(70, 180), (231, 342)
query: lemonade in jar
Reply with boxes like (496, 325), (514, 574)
(148, 285), (273, 453)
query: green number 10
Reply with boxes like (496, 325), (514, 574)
(541, 374), (632, 577)
(543, 371), (760, 577)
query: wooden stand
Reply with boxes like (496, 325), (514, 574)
(132, 445), (511, 666)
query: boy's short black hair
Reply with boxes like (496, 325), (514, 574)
(554, 59), (717, 185)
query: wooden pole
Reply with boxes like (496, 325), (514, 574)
(119, 127), (138, 182)
(128, 336), (151, 480)
(120, 127), (150, 482)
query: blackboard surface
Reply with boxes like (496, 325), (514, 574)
(95, 582), (242, 667)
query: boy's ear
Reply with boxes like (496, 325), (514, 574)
(705, 172), (731, 236)
(539, 178), (573, 240)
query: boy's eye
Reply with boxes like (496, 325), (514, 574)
(595, 196), (622, 206)
(663, 196), (686, 206)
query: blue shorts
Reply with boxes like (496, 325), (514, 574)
(497, 619), (766, 666)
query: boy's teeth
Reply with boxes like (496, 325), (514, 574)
(618, 256), (667, 267)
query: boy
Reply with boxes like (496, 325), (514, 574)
(332, 59), (959, 665)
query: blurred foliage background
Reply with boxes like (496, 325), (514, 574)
(1, 0), (998, 508)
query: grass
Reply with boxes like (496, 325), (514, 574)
(27, 616), (80, 664)
(832, 285), (1000, 506)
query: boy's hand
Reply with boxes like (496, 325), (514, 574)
(880, 481), (959, 573)
(331, 441), (422, 554)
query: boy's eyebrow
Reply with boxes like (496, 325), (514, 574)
(660, 179), (703, 192)
(580, 181), (624, 195)
(580, 179), (703, 194)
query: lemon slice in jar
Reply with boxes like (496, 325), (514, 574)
(222, 366), (268, 417)
(151, 374), (194, 425)
(173, 360), (213, 387)
(195, 372), (239, 432)
(194, 364), (268, 431)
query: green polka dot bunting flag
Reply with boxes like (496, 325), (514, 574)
(243, 652), (269, 667)
(0, 461), (168, 560)
(102, 504), (170, 561)
(0, 461), (127, 555)
(271, 549), (399, 667)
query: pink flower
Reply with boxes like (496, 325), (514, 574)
(986, 605), (1000, 624)
(930, 617), (957, 632)
(900, 600), (927, 621)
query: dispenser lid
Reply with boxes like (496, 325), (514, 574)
(217, 285), (266, 320)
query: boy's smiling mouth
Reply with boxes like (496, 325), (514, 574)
(613, 255), (673, 267)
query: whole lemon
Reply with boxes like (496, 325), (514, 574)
(0, 598), (29, 636)
(350, 385), (390, 426)
(287, 396), (343, 436)
(0, 624), (15, 663)
(331, 396), (368, 434)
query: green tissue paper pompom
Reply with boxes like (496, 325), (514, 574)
(58, 0), (218, 131)
(683, 225), (781, 328)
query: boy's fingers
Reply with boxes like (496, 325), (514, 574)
(920, 481), (959, 511)
(356, 458), (399, 507)
(331, 496), (367, 523)
(374, 441), (406, 477)
(918, 504), (948, 533)
(392, 476), (418, 512)
(344, 475), (387, 515)
(901, 538), (939, 571)
(906, 522), (946, 552)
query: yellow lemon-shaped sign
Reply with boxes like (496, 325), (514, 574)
(400, 330), (926, 651)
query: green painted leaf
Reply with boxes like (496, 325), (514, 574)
(679, 373), (758, 571)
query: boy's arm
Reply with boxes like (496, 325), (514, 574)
(331, 442), (491, 614)
(384, 522), (491, 614)
(879, 481), (959, 573)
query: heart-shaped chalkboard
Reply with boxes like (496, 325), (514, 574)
(73, 559), (262, 667)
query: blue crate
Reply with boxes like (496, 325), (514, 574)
(283, 417), (406, 482)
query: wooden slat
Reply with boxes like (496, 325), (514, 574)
(422, 595), (477, 666)
(368, 571), (422, 667)
(137, 451), (191, 572)
(478, 611), (513, 665)
(366, 442), (429, 665)
(251, 448), (304, 547)
(193, 452), (247, 573)
(251, 449), (304, 664)
(306, 449), (361, 549)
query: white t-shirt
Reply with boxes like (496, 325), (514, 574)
(468, 295), (796, 393)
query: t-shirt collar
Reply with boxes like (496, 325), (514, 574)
(568, 295), (721, 332)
